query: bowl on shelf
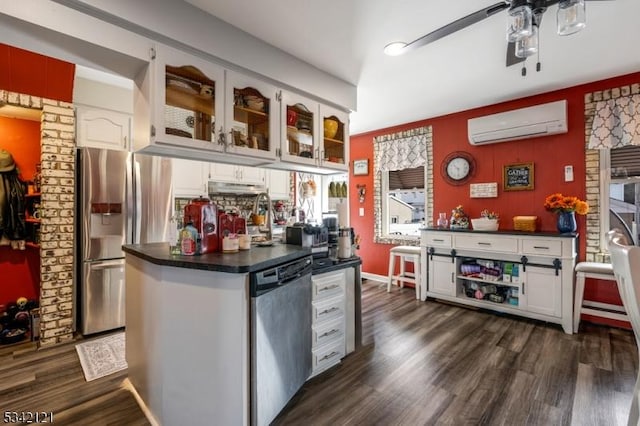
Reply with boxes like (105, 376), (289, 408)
(471, 217), (499, 231)
(324, 118), (338, 139)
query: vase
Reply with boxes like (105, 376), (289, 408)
(436, 212), (448, 228)
(557, 211), (577, 233)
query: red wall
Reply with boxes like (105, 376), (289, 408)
(0, 43), (75, 102)
(0, 117), (41, 303)
(350, 71), (640, 328)
(0, 44), (75, 306)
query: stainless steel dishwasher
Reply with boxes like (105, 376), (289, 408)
(250, 255), (313, 426)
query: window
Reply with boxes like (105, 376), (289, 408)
(601, 145), (640, 246)
(373, 126), (432, 244)
(381, 166), (425, 237)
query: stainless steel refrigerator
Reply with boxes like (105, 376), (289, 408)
(77, 147), (172, 335)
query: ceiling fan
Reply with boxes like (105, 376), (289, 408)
(384, 0), (614, 70)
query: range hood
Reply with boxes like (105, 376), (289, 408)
(207, 181), (267, 195)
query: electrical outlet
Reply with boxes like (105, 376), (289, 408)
(564, 165), (574, 182)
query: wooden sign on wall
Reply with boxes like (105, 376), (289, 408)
(503, 162), (534, 191)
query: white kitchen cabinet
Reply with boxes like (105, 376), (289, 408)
(278, 91), (320, 168)
(172, 158), (209, 198)
(223, 71), (279, 162)
(208, 163), (266, 185)
(134, 44), (225, 156)
(425, 250), (456, 297)
(266, 170), (291, 200)
(310, 269), (346, 377)
(421, 229), (576, 334)
(319, 105), (349, 173)
(76, 105), (131, 150)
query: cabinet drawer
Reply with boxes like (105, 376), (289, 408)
(312, 296), (345, 324)
(520, 239), (563, 257)
(312, 271), (345, 301)
(422, 232), (452, 248)
(312, 316), (345, 349)
(312, 338), (345, 374)
(454, 234), (518, 253)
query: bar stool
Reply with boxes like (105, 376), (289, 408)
(573, 261), (629, 333)
(387, 245), (421, 300)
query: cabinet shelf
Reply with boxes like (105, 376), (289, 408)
(25, 218), (41, 224)
(25, 193), (41, 198)
(323, 137), (344, 145)
(166, 85), (214, 116)
(458, 274), (520, 288)
(26, 242), (40, 249)
(233, 106), (268, 124)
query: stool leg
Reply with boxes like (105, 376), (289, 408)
(573, 272), (586, 333)
(399, 255), (406, 289)
(387, 254), (395, 293)
(414, 255), (421, 300)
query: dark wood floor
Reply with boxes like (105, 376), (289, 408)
(275, 281), (638, 425)
(0, 280), (636, 425)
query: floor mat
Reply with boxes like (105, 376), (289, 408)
(75, 332), (127, 382)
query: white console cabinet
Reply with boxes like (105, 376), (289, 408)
(421, 229), (577, 334)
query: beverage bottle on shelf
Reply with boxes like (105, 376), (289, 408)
(180, 217), (198, 255)
(168, 215), (183, 255)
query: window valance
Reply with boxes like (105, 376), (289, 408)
(588, 94), (640, 149)
(373, 126), (430, 173)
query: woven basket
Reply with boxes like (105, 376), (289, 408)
(513, 216), (537, 232)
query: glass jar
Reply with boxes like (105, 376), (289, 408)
(436, 212), (448, 228)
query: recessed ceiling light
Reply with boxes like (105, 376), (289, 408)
(383, 42), (407, 56)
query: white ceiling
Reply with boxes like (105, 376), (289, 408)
(184, 0), (640, 135)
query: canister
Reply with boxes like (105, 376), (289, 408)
(338, 227), (352, 259)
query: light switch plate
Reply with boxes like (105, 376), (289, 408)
(359, 207), (364, 216)
(564, 165), (574, 182)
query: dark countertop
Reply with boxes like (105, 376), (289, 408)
(123, 242), (312, 273)
(312, 256), (362, 275)
(420, 227), (578, 238)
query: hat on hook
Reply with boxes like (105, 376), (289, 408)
(0, 149), (16, 172)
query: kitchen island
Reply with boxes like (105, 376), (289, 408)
(122, 242), (361, 426)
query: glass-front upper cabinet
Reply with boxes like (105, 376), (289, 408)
(320, 105), (349, 172)
(151, 45), (225, 152)
(280, 91), (320, 167)
(223, 72), (279, 161)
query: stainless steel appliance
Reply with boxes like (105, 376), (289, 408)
(250, 255), (313, 426)
(77, 147), (172, 335)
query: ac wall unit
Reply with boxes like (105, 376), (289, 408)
(468, 100), (567, 145)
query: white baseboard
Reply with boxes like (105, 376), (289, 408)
(362, 272), (387, 283)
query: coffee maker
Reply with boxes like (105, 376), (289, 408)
(183, 196), (218, 254)
(322, 213), (339, 258)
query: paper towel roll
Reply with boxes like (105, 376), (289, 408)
(337, 200), (349, 228)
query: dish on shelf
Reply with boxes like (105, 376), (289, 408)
(256, 240), (274, 247)
(167, 78), (198, 94)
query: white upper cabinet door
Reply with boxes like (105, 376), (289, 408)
(76, 106), (131, 151)
(279, 91), (320, 168)
(266, 170), (291, 200)
(209, 163), (265, 185)
(224, 71), (279, 162)
(319, 105), (349, 172)
(172, 158), (210, 198)
(150, 44), (226, 153)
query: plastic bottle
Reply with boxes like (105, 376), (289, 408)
(181, 217), (198, 255)
(168, 215), (183, 255)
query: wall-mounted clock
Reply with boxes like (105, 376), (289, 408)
(441, 151), (476, 186)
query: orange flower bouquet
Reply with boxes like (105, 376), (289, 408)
(543, 193), (589, 215)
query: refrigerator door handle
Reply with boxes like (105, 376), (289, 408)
(88, 259), (125, 270)
(126, 152), (134, 245)
(134, 158), (142, 245)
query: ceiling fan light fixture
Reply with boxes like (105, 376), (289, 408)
(506, 0), (533, 42)
(383, 41), (408, 56)
(515, 24), (539, 58)
(557, 0), (586, 36)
